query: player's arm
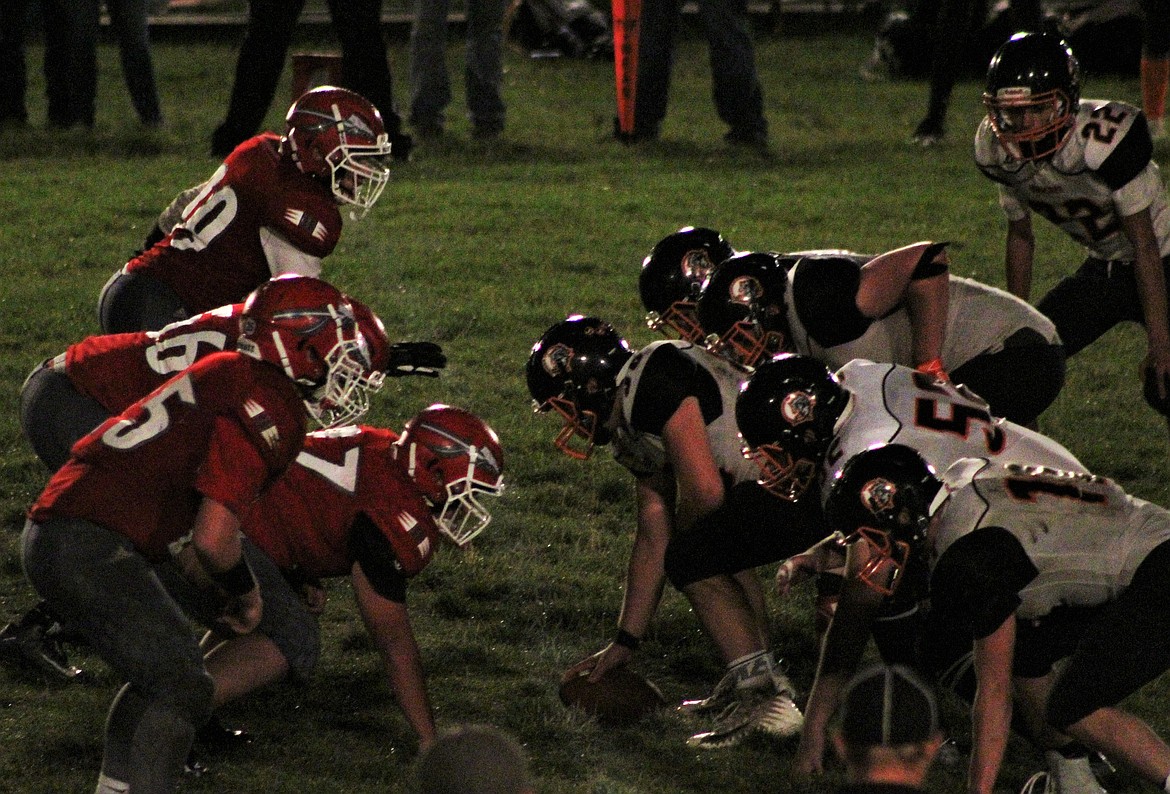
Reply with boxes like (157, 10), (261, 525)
(190, 496), (262, 635)
(793, 538), (887, 779)
(774, 531), (846, 596)
(259, 226), (325, 278)
(1122, 208), (1170, 398)
(1004, 214), (1036, 301)
(969, 613), (1016, 794)
(568, 469), (672, 682)
(352, 560), (436, 749)
(855, 241), (950, 374)
(662, 396), (725, 533)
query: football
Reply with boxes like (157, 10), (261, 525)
(558, 667), (667, 726)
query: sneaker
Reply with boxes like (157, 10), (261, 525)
(0, 621), (84, 682)
(1045, 750), (1107, 794)
(685, 686), (803, 749)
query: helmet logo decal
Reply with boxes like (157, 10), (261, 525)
(859, 477), (898, 517)
(996, 86), (1033, 99)
(343, 112), (375, 139)
(681, 249), (715, 283)
(542, 343), (574, 378)
(780, 390), (816, 427)
(728, 275), (764, 306)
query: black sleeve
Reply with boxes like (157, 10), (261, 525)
(348, 512), (408, 603)
(790, 256), (874, 347)
(1095, 109), (1154, 191)
(628, 344), (722, 435)
(930, 527), (1037, 639)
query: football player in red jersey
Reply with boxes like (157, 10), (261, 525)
(20, 275), (372, 792)
(7, 291), (444, 682)
(166, 405), (505, 753)
(97, 85), (395, 334)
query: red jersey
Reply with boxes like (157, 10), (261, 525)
(239, 425), (441, 580)
(29, 352), (307, 561)
(63, 304), (244, 413)
(124, 134), (342, 314)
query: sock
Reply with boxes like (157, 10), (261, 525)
(1142, 57), (1170, 122)
(728, 650), (773, 691)
(1163, 769), (1170, 792)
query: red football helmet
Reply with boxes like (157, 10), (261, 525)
(237, 275), (375, 429)
(394, 404), (505, 547)
(345, 297), (389, 413)
(283, 86), (392, 217)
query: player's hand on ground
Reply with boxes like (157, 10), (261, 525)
(563, 643), (632, 684)
(791, 732), (826, 780)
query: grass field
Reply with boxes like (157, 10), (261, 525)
(0, 21), (1166, 793)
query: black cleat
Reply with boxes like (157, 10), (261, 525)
(0, 620), (85, 682)
(196, 715), (254, 752)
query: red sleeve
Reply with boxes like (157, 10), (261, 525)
(194, 416), (273, 514)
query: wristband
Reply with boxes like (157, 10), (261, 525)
(916, 358), (948, 381)
(212, 557), (257, 597)
(614, 628), (641, 651)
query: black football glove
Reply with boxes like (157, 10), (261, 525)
(386, 342), (446, 378)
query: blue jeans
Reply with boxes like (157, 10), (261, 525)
(39, 0), (162, 127)
(408, 0), (507, 133)
(632, 0), (767, 140)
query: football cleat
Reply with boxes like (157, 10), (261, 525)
(677, 670), (737, 717)
(195, 715), (254, 752)
(1043, 750), (1108, 794)
(0, 619), (84, 682)
(685, 684), (804, 750)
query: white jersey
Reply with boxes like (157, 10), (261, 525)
(975, 98), (1170, 260)
(783, 254), (1059, 374)
(610, 339), (757, 484)
(932, 458), (1170, 620)
(819, 359), (1085, 506)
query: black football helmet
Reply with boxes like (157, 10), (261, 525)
(696, 251), (792, 369)
(639, 227), (735, 343)
(525, 315), (633, 460)
(983, 31), (1081, 161)
(823, 444), (941, 596)
(736, 354), (850, 501)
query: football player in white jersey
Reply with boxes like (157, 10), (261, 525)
(824, 446), (1170, 794)
(696, 242), (1065, 428)
(526, 316), (828, 750)
(735, 354), (1102, 787)
(976, 31), (1170, 433)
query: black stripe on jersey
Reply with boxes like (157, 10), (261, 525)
(931, 526), (1037, 640)
(349, 511), (408, 602)
(1093, 109), (1154, 190)
(628, 344), (722, 436)
(791, 256), (873, 347)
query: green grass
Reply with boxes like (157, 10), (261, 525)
(0, 25), (1165, 793)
